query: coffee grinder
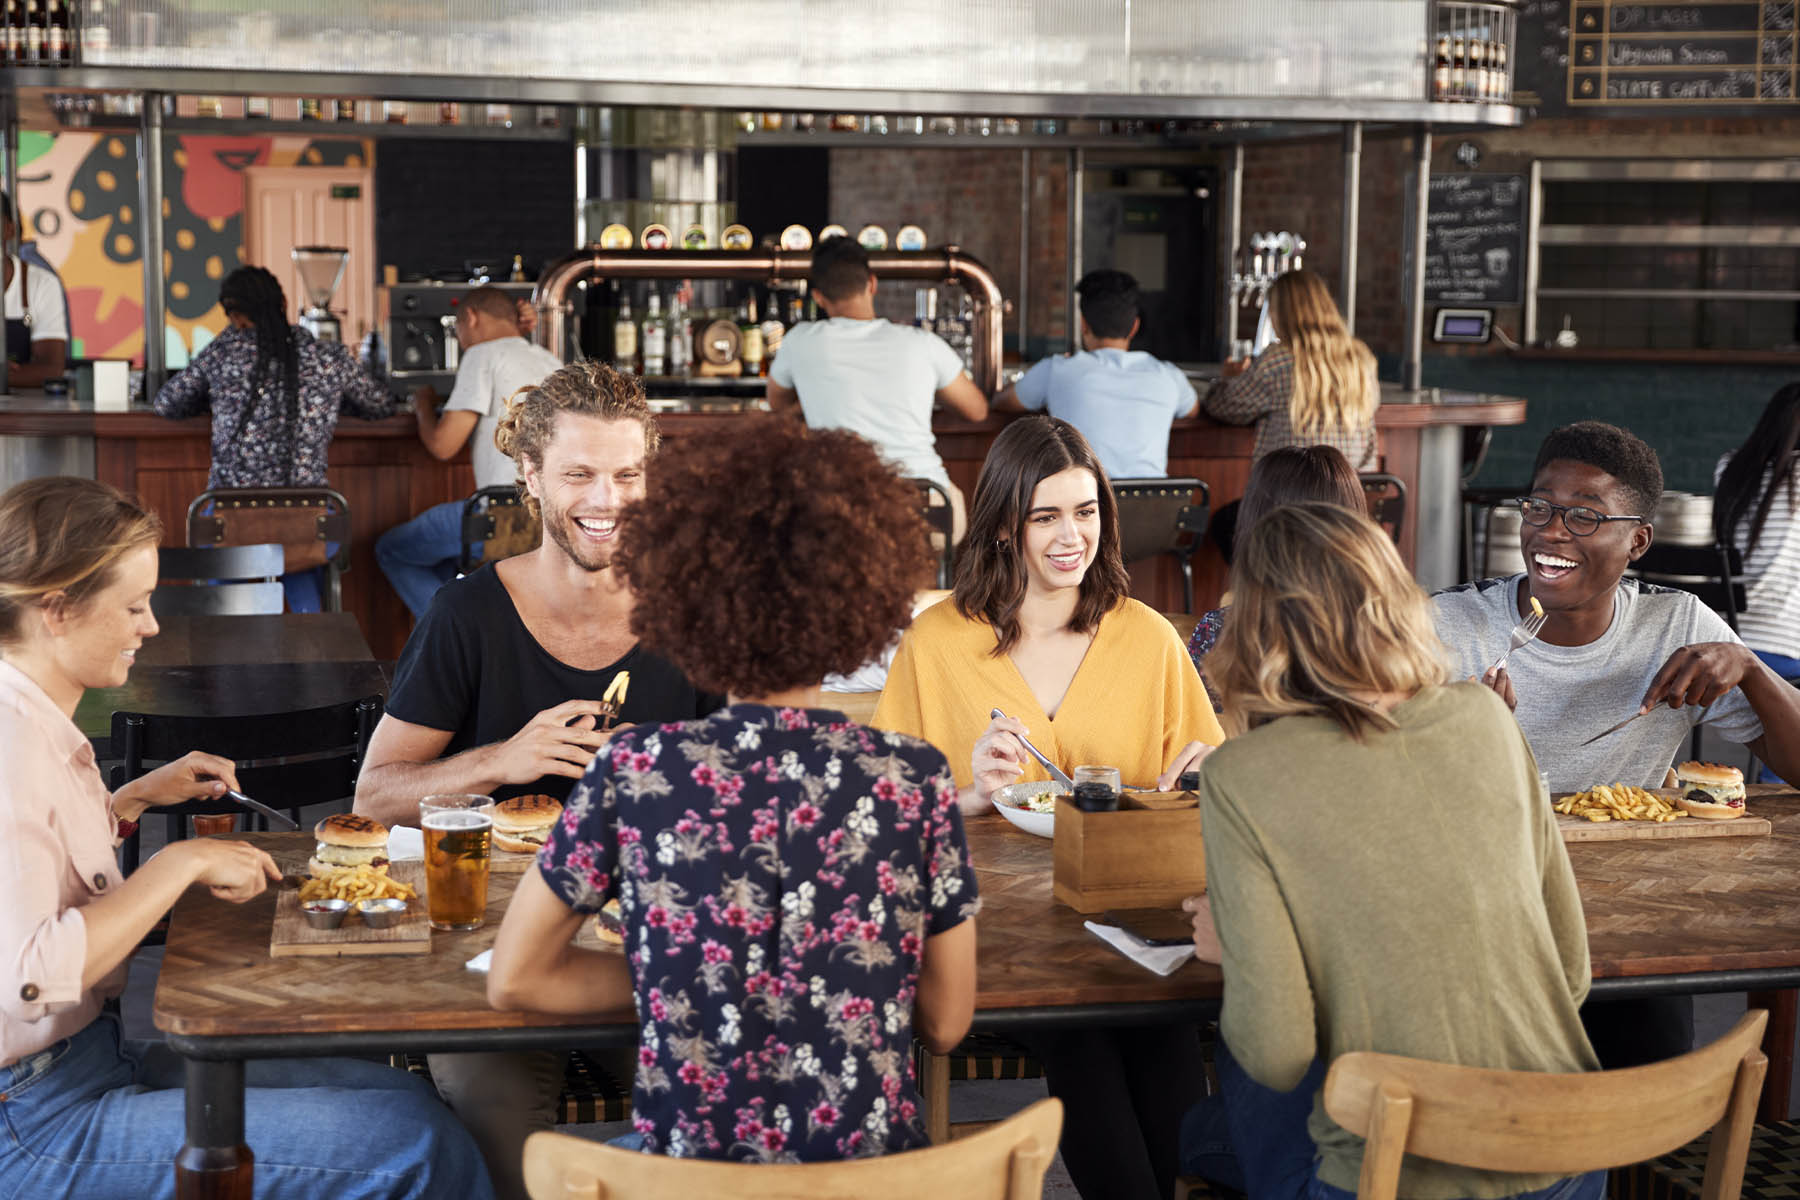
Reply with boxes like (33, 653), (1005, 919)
(292, 246), (350, 343)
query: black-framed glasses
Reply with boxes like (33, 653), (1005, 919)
(1515, 497), (1645, 537)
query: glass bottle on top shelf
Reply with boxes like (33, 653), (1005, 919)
(613, 291), (637, 374)
(738, 294), (764, 377)
(642, 292), (668, 378)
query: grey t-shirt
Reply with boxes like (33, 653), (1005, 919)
(1431, 575), (1763, 793)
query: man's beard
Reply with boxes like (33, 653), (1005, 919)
(542, 501), (615, 573)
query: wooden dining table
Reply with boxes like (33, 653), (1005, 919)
(132, 612), (374, 668)
(153, 788), (1800, 1194)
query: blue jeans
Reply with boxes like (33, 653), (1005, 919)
(376, 501), (468, 620)
(1183, 1039), (1605, 1200)
(0, 1014), (495, 1199)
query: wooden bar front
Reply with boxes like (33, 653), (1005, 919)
(0, 396), (1522, 660)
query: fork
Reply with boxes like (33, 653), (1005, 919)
(1486, 609), (1548, 676)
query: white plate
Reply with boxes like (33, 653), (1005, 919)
(991, 780), (1066, 838)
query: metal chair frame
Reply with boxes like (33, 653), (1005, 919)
(1112, 477), (1212, 614)
(111, 695), (383, 873)
(458, 485), (539, 575)
(186, 487), (352, 611)
(906, 477), (957, 590)
(153, 543), (286, 618)
(1360, 472), (1408, 547)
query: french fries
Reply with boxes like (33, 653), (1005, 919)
(1554, 783), (1682, 823)
(298, 863), (417, 903)
(599, 670), (631, 731)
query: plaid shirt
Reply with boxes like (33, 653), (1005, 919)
(1201, 343), (1379, 470)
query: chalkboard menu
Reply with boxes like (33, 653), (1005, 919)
(1426, 174), (1527, 305)
(1517, 0), (1799, 113)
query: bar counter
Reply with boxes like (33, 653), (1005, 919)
(0, 388), (1525, 660)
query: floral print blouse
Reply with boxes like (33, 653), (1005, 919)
(152, 325), (400, 488)
(538, 704), (980, 1162)
(1187, 606), (1227, 712)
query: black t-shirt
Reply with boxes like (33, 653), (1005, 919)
(385, 566), (725, 802)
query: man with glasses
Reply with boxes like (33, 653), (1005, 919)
(1432, 421), (1800, 1068)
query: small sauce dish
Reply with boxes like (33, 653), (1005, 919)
(355, 898), (409, 929)
(300, 899), (350, 930)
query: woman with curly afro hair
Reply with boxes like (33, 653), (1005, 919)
(488, 416), (980, 1165)
(873, 413), (1222, 1200)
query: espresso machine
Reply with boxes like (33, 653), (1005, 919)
(383, 280), (538, 394)
(292, 246), (350, 343)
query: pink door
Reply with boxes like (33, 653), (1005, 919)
(242, 166), (377, 345)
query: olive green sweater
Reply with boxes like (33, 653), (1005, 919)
(1202, 682), (1599, 1198)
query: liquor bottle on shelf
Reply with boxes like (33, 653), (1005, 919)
(300, 97), (323, 120)
(1468, 37), (1486, 101)
(382, 100), (408, 124)
(787, 295), (805, 327)
(245, 95), (271, 119)
(668, 295), (691, 377)
(24, 0), (45, 64)
(336, 98), (358, 122)
(759, 301), (786, 365)
(1492, 40), (1508, 101)
(509, 254), (526, 282)
(914, 287), (937, 329)
(4, 0), (23, 67)
(641, 292), (668, 377)
(1449, 32), (1466, 100)
(439, 101), (459, 124)
(47, 0), (68, 65)
(81, 0), (107, 58)
(1432, 32), (1450, 100)
(613, 291), (637, 374)
(738, 294), (764, 377)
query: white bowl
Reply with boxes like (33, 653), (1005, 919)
(991, 781), (1066, 839)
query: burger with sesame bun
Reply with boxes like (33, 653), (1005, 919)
(492, 794), (564, 854)
(308, 814), (390, 877)
(1674, 761), (1748, 819)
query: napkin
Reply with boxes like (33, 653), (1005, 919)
(1084, 921), (1194, 976)
(387, 826), (424, 862)
(464, 949), (492, 973)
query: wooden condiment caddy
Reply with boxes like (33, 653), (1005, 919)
(1051, 791), (1205, 913)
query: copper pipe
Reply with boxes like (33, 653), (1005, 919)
(531, 248), (1006, 395)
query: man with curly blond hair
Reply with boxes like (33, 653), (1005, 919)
(353, 359), (722, 1200)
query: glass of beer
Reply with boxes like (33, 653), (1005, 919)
(420, 794), (495, 931)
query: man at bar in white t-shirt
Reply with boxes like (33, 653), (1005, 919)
(375, 285), (561, 618)
(766, 236), (988, 539)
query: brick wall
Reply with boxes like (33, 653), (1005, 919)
(827, 148), (1070, 353)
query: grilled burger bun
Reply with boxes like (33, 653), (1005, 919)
(309, 813), (391, 876)
(1675, 761), (1747, 819)
(594, 898), (624, 946)
(492, 794), (563, 853)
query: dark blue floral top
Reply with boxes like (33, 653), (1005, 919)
(152, 325), (400, 488)
(538, 704), (980, 1162)
(1187, 606), (1226, 712)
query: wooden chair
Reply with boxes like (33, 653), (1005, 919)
(521, 1096), (1062, 1200)
(1360, 472), (1408, 546)
(906, 477), (957, 589)
(1113, 477), (1211, 614)
(110, 694), (384, 872)
(459, 484), (541, 574)
(1321, 1009), (1768, 1200)
(187, 487), (352, 611)
(152, 543), (285, 619)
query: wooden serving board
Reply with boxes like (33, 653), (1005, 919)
(269, 862), (431, 957)
(492, 845), (543, 874)
(1553, 790), (1771, 843)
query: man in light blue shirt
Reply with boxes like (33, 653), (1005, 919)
(995, 269), (1197, 478)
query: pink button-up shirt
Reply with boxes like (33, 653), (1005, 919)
(0, 660), (127, 1068)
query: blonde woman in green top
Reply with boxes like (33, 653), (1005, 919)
(1182, 503), (1601, 1200)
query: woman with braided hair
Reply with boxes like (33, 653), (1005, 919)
(154, 266), (401, 609)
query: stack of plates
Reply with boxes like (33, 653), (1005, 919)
(1653, 492), (1714, 548)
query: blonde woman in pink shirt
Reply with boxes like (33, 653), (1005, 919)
(0, 477), (493, 1199)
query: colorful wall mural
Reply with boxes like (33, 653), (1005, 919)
(14, 130), (372, 366)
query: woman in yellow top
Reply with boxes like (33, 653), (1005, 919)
(875, 414), (1220, 1200)
(1202, 269), (1380, 471)
(875, 415), (1221, 812)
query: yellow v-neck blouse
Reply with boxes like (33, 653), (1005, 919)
(873, 597), (1224, 789)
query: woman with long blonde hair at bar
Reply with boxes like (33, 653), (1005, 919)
(1202, 269), (1380, 471)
